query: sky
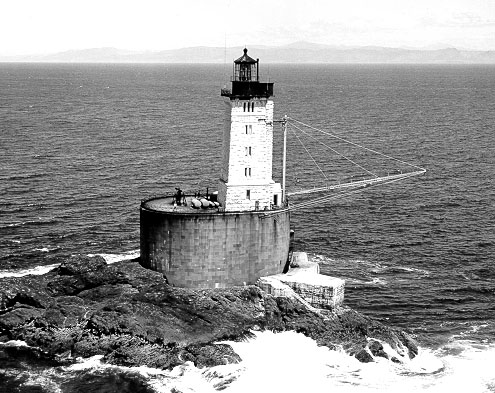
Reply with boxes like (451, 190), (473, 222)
(1, 0), (494, 56)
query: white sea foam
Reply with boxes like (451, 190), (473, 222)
(216, 331), (495, 393)
(67, 355), (223, 392)
(0, 263), (59, 278)
(0, 340), (29, 347)
(10, 331), (493, 393)
(87, 249), (140, 264)
(0, 249), (140, 279)
(34, 246), (58, 253)
(0, 249), (139, 279)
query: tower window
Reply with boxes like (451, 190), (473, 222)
(246, 190), (251, 200)
(245, 167), (251, 177)
(245, 146), (252, 156)
(249, 146), (252, 155)
(252, 102), (255, 112)
(243, 103), (246, 112)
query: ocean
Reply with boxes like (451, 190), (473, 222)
(1, 63), (494, 392)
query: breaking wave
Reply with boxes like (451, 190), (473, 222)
(4, 331), (495, 392)
(87, 249), (140, 264)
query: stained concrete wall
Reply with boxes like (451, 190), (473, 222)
(140, 206), (291, 288)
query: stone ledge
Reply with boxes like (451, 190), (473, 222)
(257, 252), (345, 310)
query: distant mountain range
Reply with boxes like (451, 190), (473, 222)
(2, 42), (495, 64)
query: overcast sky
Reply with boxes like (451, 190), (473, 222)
(1, 0), (494, 55)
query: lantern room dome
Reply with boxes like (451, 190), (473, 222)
(234, 48), (257, 64)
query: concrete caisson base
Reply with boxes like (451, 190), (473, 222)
(140, 199), (291, 289)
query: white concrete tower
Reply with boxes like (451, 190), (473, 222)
(218, 48), (282, 212)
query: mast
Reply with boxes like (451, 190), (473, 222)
(282, 115), (287, 205)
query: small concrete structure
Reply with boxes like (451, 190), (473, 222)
(257, 252), (345, 311)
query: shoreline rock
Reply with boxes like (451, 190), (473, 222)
(0, 255), (418, 371)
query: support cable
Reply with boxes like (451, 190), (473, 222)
(286, 171), (420, 213)
(288, 117), (426, 172)
(289, 123), (329, 182)
(289, 121), (378, 177)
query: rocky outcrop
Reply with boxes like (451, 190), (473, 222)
(0, 255), (417, 371)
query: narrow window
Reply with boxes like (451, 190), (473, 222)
(245, 168), (248, 176)
(252, 102), (255, 112)
(248, 101), (250, 112)
(243, 102), (246, 112)
(245, 125), (248, 134)
(248, 125), (252, 134)
(245, 147), (248, 156)
(246, 190), (251, 200)
(249, 146), (252, 155)
(248, 168), (252, 176)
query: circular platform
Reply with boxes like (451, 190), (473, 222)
(140, 195), (291, 288)
(142, 196), (219, 214)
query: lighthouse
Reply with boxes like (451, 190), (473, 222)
(139, 48), (291, 289)
(219, 48), (282, 212)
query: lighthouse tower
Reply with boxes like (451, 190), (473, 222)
(219, 48), (282, 212)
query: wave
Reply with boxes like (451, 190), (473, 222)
(1, 173), (46, 181)
(87, 249), (140, 264)
(0, 249), (140, 279)
(445, 286), (495, 295)
(345, 277), (389, 286)
(2, 327), (495, 392)
(218, 331), (495, 392)
(34, 246), (59, 253)
(1, 218), (57, 229)
(0, 263), (59, 278)
(376, 266), (431, 277)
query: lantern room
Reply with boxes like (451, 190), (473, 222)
(221, 48), (273, 100)
(234, 48), (259, 82)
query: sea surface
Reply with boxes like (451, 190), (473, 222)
(1, 63), (494, 392)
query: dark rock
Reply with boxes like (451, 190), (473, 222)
(0, 342), (67, 369)
(0, 276), (53, 311)
(185, 343), (242, 368)
(0, 306), (43, 335)
(57, 254), (107, 276)
(368, 340), (388, 359)
(59, 368), (156, 393)
(398, 331), (419, 358)
(355, 348), (374, 363)
(0, 255), (419, 371)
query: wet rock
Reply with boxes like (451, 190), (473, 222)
(368, 340), (388, 359)
(355, 348), (374, 363)
(398, 331), (419, 358)
(0, 341), (67, 369)
(0, 255), (418, 370)
(58, 255), (107, 276)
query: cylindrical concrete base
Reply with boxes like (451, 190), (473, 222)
(140, 198), (291, 289)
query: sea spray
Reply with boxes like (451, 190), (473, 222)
(219, 331), (495, 393)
